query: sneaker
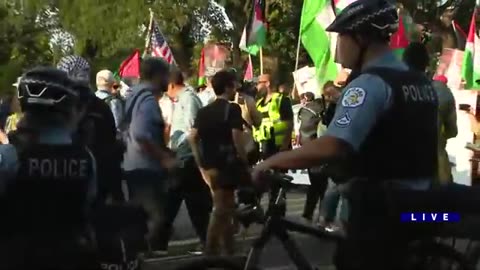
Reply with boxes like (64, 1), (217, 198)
(148, 250), (168, 257)
(324, 224), (341, 233)
(188, 244), (204, 255)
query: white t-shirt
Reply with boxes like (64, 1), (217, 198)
(158, 94), (176, 127)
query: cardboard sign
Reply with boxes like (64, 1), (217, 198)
(292, 66), (320, 97)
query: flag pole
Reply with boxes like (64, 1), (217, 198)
(291, 24), (302, 100)
(260, 47), (264, 74)
(143, 8), (154, 58)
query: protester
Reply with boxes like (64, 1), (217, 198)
(57, 55), (123, 203)
(158, 81), (177, 145)
(157, 69), (212, 255)
(279, 84), (291, 98)
(188, 70), (249, 256)
(317, 81), (343, 231)
(297, 91), (329, 223)
(95, 69), (125, 131)
(233, 78), (262, 165)
(123, 57), (177, 256)
(433, 74), (457, 184)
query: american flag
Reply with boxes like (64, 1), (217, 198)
(149, 19), (175, 64)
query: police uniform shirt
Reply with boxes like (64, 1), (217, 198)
(325, 51), (431, 190)
(0, 127), (97, 201)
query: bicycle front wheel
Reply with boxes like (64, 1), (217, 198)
(173, 255), (262, 270)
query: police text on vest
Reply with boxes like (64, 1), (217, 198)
(28, 158), (88, 178)
(400, 212), (460, 223)
(401, 85), (436, 102)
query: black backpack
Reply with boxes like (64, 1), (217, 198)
(75, 97), (124, 202)
(298, 99), (325, 142)
(119, 88), (150, 146)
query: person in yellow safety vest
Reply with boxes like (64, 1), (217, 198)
(254, 74), (294, 159)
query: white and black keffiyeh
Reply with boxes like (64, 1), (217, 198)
(57, 55), (91, 82)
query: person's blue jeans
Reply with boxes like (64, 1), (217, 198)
(320, 180), (341, 223)
(124, 169), (167, 251)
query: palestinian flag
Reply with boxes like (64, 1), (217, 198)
(197, 48), (206, 86)
(239, 0), (267, 55)
(300, 0), (338, 88)
(452, 20), (467, 50)
(461, 10), (480, 90)
(389, 14), (409, 58)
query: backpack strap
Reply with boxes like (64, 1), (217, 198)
(123, 88), (150, 126)
(298, 105), (320, 122)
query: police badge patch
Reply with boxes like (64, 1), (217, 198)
(335, 112), (351, 127)
(341, 87), (366, 108)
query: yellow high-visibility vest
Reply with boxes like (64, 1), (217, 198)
(253, 93), (289, 146)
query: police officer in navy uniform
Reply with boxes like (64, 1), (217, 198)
(252, 0), (438, 269)
(0, 67), (97, 270)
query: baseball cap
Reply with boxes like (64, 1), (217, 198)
(96, 70), (115, 88)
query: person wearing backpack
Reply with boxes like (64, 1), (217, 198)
(123, 57), (177, 256)
(57, 56), (124, 204)
(95, 70), (125, 132)
(297, 91), (330, 223)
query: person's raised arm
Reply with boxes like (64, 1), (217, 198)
(245, 94), (262, 128)
(253, 75), (393, 178)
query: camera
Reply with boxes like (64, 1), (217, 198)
(237, 80), (257, 98)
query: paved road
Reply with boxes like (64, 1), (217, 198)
(144, 188), (340, 269)
(144, 234), (336, 270)
(170, 189), (310, 241)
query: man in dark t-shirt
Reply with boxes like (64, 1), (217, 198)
(189, 70), (248, 256)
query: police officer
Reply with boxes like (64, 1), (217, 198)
(252, 0), (437, 269)
(0, 67), (97, 270)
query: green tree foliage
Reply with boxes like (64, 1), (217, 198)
(0, 4), (53, 96)
(0, 0), (476, 97)
(219, 0), (306, 86)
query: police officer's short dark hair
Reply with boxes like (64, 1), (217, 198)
(323, 81), (336, 90)
(403, 42), (430, 72)
(168, 68), (184, 85)
(212, 70), (237, 96)
(140, 57), (170, 81)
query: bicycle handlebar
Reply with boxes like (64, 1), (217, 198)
(259, 170), (295, 189)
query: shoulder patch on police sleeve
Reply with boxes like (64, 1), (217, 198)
(335, 112), (352, 127)
(341, 87), (366, 108)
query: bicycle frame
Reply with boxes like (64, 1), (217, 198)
(242, 186), (342, 270)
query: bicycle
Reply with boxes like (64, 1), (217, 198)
(174, 171), (472, 270)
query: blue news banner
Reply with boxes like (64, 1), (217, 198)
(400, 212), (460, 223)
